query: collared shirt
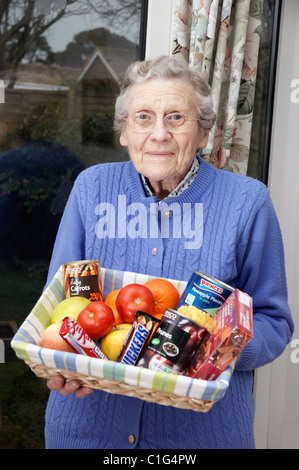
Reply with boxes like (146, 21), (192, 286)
(141, 156), (200, 200)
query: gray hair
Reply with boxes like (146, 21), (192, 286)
(114, 55), (216, 134)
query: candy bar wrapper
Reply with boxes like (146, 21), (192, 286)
(117, 311), (160, 365)
(60, 317), (107, 359)
(187, 289), (253, 380)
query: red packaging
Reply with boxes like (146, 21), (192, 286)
(60, 317), (107, 359)
(187, 289), (253, 380)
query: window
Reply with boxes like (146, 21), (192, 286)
(0, 0), (145, 449)
(0, 0), (145, 269)
(247, 0), (282, 183)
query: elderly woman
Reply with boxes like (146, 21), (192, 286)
(45, 56), (293, 449)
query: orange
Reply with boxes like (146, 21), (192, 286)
(110, 304), (124, 326)
(105, 289), (123, 325)
(105, 288), (121, 306)
(143, 278), (180, 319)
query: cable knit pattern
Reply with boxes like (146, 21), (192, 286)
(44, 155), (293, 449)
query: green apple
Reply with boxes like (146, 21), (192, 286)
(101, 323), (132, 361)
(50, 296), (91, 324)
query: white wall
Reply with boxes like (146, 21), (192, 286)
(253, 0), (299, 449)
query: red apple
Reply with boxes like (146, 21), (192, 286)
(40, 322), (73, 352)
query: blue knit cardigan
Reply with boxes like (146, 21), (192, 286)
(44, 155), (293, 449)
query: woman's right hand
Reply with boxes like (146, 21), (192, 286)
(47, 375), (93, 398)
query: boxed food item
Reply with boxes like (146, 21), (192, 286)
(187, 289), (253, 381)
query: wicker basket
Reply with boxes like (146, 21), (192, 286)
(25, 360), (214, 412)
(12, 267), (234, 413)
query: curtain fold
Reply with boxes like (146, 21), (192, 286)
(171, 0), (264, 175)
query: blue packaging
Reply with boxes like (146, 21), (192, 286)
(176, 271), (234, 316)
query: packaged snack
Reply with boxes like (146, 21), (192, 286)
(60, 317), (107, 359)
(117, 311), (159, 365)
(187, 289), (253, 380)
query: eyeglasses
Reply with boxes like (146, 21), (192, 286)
(124, 112), (199, 133)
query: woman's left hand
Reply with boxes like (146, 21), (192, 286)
(47, 375), (94, 398)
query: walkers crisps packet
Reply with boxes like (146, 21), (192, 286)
(187, 289), (253, 380)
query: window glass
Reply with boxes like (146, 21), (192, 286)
(0, 0), (143, 449)
(247, 0), (280, 182)
(0, 0), (142, 270)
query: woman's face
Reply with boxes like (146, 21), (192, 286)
(120, 78), (209, 198)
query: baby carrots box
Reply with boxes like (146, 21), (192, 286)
(187, 289), (253, 380)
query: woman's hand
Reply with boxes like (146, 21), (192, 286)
(47, 375), (93, 398)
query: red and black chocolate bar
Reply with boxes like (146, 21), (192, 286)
(60, 317), (107, 359)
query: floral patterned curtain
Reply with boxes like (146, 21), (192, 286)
(171, 0), (264, 175)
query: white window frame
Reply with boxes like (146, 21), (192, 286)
(145, 0), (173, 59)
